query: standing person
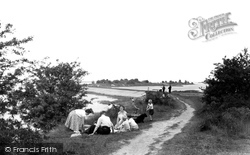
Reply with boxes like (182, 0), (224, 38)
(89, 111), (114, 135)
(168, 85), (172, 94)
(115, 105), (127, 128)
(162, 85), (166, 93)
(146, 99), (154, 121)
(65, 108), (94, 133)
(131, 98), (140, 114)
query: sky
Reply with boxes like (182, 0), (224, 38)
(0, 0), (249, 83)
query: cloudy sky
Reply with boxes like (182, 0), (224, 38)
(0, 0), (249, 83)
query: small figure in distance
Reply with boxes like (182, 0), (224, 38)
(168, 85), (172, 94)
(162, 85), (166, 93)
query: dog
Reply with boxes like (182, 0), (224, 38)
(134, 113), (147, 123)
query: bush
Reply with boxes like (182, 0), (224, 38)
(200, 107), (250, 136)
(0, 21), (43, 146)
(0, 119), (42, 144)
(200, 48), (250, 136)
(18, 60), (88, 132)
(145, 91), (170, 106)
(203, 48), (250, 109)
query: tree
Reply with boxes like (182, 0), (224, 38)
(113, 80), (120, 83)
(18, 59), (88, 131)
(200, 49), (250, 134)
(142, 80), (149, 83)
(0, 21), (42, 143)
(203, 48), (250, 110)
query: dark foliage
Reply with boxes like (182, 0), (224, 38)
(200, 48), (250, 135)
(202, 48), (250, 109)
(0, 21), (42, 144)
(17, 59), (89, 132)
(145, 91), (170, 105)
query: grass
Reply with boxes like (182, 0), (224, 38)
(158, 92), (250, 155)
(43, 92), (184, 155)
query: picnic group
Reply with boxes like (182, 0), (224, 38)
(64, 98), (155, 137)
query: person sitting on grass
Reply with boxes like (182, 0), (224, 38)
(89, 111), (114, 135)
(115, 105), (127, 129)
(146, 99), (154, 121)
(65, 108), (94, 134)
(114, 116), (130, 133)
(128, 116), (139, 130)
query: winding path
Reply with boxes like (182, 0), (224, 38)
(112, 95), (195, 155)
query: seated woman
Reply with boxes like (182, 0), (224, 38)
(115, 105), (127, 129)
(128, 116), (139, 130)
(65, 108), (94, 133)
(115, 116), (130, 133)
(88, 111), (114, 135)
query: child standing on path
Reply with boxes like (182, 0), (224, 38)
(146, 99), (154, 121)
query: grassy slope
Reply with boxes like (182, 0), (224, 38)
(43, 92), (184, 155)
(158, 92), (250, 155)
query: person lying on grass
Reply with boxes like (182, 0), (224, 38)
(89, 111), (114, 135)
(65, 108), (94, 133)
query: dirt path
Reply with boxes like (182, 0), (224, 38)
(111, 95), (195, 155)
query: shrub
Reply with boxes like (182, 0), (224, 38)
(0, 21), (43, 145)
(145, 91), (170, 106)
(200, 107), (250, 136)
(200, 48), (250, 136)
(203, 48), (250, 110)
(18, 60), (88, 132)
(0, 119), (42, 144)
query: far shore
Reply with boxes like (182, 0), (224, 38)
(86, 83), (206, 95)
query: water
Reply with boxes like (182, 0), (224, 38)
(87, 83), (207, 97)
(83, 94), (117, 112)
(114, 82), (207, 92)
(87, 87), (146, 97)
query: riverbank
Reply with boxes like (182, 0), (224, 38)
(87, 83), (206, 95)
(43, 92), (184, 155)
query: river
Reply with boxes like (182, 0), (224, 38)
(87, 82), (206, 97)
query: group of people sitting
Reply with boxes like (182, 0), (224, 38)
(65, 99), (154, 137)
(83, 105), (140, 135)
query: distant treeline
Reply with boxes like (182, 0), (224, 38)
(91, 78), (193, 86)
